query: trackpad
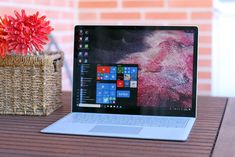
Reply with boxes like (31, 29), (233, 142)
(89, 125), (143, 134)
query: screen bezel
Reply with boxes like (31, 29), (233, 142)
(72, 25), (198, 117)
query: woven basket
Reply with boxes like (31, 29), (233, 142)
(0, 51), (64, 116)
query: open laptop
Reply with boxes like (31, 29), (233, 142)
(41, 25), (198, 141)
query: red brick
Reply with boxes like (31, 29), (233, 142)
(199, 35), (211, 44)
(0, 7), (16, 15)
(0, 8), (40, 16)
(191, 12), (212, 20)
(79, 1), (117, 8)
(33, 0), (50, 6)
(68, 0), (76, 8)
(51, 0), (67, 7)
(168, 0), (212, 8)
(10, 0), (33, 4)
(199, 59), (211, 67)
(199, 47), (211, 55)
(198, 84), (211, 91)
(27, 9), (42, 15)
(123, 0), (164, 8)
(145, 12), (187, 20)
(79, 13), (97, 21)
(197, 24), (212, 32)
(61, 11), (74, 19)
(45, 10), (61, 19)
(198, 72), (211, 79)
(101, 12), (141, 20)
(53, 23), (71, 31)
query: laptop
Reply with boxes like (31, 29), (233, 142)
(41, 25), (198, 141)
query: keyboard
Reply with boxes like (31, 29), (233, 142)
(71, 113), (189, 128)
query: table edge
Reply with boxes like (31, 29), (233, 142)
(212, 97), (235, 157)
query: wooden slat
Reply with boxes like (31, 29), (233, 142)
(0, 92), (227, 157)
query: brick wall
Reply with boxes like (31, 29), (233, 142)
(0, 0), (77, 91)
(0, 0), (213, 95)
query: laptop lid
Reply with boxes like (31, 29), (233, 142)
(72, 26), (198, 117)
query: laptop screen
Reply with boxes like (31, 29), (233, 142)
(73, 26), (198, 117)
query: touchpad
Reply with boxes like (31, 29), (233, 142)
(89, 125), (143, 134)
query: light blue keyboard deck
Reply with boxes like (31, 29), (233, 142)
(70, 113), (189, 128)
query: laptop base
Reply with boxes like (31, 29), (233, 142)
(41, 113), (195, 141)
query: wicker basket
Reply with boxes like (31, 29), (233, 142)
(0, 51), (64, 116)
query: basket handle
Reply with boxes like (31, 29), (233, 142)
(53, 57), (62, 72)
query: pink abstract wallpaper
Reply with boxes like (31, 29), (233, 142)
(118, 31), (194, 108)
(89, 29), (194, 109)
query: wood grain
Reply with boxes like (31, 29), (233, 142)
(0, 92), (227, 157)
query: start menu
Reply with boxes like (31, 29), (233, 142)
(76, 64), (138, 109)
(74, 27), (138, 109)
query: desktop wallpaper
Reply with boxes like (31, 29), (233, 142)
(88, 28), (194, 109)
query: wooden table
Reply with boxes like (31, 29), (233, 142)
(0, 92), (234, 157)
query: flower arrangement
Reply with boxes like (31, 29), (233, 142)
(0, 9), (53, 58)
(0, 10), (63, 116)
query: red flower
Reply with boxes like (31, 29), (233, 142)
(4, 10), (53, 54)
(0, 16), (9, 58)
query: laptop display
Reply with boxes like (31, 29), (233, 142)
(73, 26), (198, 117)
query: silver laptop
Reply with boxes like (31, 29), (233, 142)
(41, 25), (198, 141)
